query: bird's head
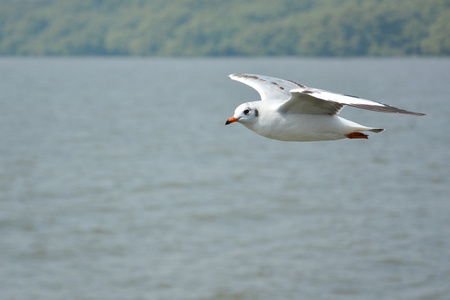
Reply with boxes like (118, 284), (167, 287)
(225, 102), (260, 126)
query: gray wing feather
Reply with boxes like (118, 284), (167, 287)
(279, 91), (344, 115)
(279, 88), (426, 116)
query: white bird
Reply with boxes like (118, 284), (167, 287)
(225, 74), (425, 141)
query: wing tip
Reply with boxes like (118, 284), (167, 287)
(228, 73), (258, 81)
(349, 104), (426, 116)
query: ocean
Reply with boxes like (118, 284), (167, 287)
(0, 57), (449, 299)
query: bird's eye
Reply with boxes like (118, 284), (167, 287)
(244, 109), (250, 115)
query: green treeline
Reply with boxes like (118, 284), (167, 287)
(1, 0), (449, 56)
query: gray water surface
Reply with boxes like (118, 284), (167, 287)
(1, 57), (449, 300)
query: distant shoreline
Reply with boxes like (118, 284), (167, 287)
(1, 0), (448, 57)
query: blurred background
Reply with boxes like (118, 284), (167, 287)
(1, 0), (449, 56)
(1, 1), (449, 300)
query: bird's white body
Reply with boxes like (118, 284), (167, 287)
(225, 74), (424, 142)
(236, 101), (381, 141)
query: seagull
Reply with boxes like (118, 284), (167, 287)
(225, 74), (425, 141)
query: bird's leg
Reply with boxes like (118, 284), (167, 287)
(346, 132), (369, 139)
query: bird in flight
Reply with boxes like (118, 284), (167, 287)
(225, 74), (425, 141)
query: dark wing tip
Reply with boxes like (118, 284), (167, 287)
(287, 80), (307, 88)
(349, 104), (425, 116)
(230, 73), (259, 80)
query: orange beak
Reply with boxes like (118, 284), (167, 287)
(225, 116), (240, 125)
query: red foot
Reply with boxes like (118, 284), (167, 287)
(346, 132), (368, 139)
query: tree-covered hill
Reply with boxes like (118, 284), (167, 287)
(1, 0), (449, 56)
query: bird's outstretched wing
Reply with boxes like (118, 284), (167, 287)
(279, 88), (426, 116)
(229, 73), (425, 116)
(228, 73), (305, 101)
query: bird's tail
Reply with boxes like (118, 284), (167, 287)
(369, 128), (385, 133)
